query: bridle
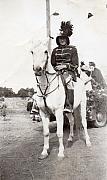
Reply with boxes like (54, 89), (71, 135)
(35, 73), (59, 99)
(33, 51), (60, 115)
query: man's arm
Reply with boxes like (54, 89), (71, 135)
(68, 47), (79, 71)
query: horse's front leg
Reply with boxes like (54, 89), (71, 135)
(55, 108), (64, 158)
(39, 114), (50, 159)
(66, 112), (74, 141)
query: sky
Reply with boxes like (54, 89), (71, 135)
(0, 0), (107, 92)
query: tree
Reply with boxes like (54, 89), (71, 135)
(0, 87), (15, 97)
(17, 88), (34, 97)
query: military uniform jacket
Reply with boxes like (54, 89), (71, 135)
(51, 45), (79, 81)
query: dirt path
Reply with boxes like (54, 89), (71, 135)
(0, 98), (107, 180)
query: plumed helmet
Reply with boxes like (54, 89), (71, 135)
(56, 35), (70, 45)
(56, 21), (73, 46)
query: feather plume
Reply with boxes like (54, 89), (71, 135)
(60, 21), (73, 37)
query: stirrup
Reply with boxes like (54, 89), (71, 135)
(63, 108), (72, 113)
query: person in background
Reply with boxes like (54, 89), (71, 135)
(29, 92), (42, 122)
(89, 61), (106, 89)
(0, 97), (7, 120)
(27, 92), (34, 112)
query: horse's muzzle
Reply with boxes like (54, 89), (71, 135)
(34, 66), (43, 76)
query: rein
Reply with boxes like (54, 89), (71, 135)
(35, 72), (59, 115)
(36, 72), (59, 98)
(35, 50), (60, 98)
(32, 50), (61, 115)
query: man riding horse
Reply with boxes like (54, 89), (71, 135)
(51, 21), (79, 113)
(31, 22), (91, 159)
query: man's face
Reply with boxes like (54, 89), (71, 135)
(89, 65), (94, 71)
(59, 37), (67, 46)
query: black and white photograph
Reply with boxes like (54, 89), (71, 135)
(0, 0), (107, 179)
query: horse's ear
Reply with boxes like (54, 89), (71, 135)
(33, 65), (35, 71)
(43, 50), (49, 71)
(31, 51), (33, 55)
(44, 50), (48, 54)
(44, 50), (49, 60)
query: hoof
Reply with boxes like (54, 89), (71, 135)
(38, 153), (48, 160)
(86, 141), (91, 147)
(58, 155), (64, 161)
(58, 156), (64, 161)
(58, 157), (64, 161)
(68, 137), (73, 142)
(58, 153), (64, 158)
(87, 143), (91, 147)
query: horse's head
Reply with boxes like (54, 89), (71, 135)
(33, 50), (48, 76)
(31, 39), (49, 76)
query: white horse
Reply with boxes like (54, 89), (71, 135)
(31, 43), (91, 159)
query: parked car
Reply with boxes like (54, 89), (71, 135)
(86, 89), (107, 127)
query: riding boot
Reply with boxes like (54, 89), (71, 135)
(60, 73), (73, 113)
(63, 89), (73, 113)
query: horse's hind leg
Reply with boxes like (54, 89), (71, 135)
(55, 109), (64, 158)
(66, 112), (74, 141)
(81, 96), (91, 147)
(39, 115), (49, 159)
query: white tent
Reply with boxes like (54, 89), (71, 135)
(0, 0), (107, 92)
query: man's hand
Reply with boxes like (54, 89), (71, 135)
(55, 65), (67, 71)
